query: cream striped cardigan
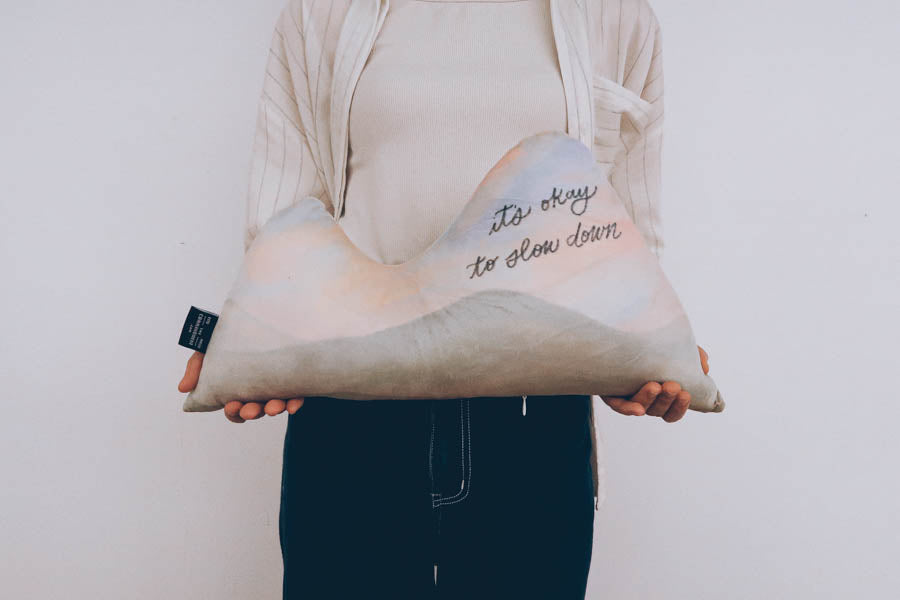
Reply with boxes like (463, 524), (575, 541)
(243, 0), (666, 511)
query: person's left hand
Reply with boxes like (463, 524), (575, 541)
(177, 350), (304, 423)
(601, 345), (710, 423)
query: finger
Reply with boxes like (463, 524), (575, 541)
(177, 351), (204, 393)
(633, 381), (663, 412)
(698, 345), (709, 375)
(224, 401), (245, 424)
(601, 396), (645, 416)
(663, 390), (691, 423)
(645, 381), (679, 417)
(646, 384), (678, 417)
(265, 399), (286, 416)
(240, 402), (265, 421)
(286, 398), (305, 414)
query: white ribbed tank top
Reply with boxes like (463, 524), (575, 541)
(340, 0), (567, 265)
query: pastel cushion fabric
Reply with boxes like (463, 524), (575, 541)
(184, 131), (724, 414)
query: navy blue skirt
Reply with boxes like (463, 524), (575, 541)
(279, 394), (595, 599)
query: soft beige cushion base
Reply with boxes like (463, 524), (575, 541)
(184, 131), (725, 414)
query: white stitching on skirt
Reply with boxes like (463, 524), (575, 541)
(429, 409), (440, 497)
(433, 399), (471, 507)
(434, 399), (466, 502)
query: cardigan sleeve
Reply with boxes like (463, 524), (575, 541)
(616, 2), (666, 261)
(243, 2), (331, 253)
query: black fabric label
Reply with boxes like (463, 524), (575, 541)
(178, 306), (219, 352)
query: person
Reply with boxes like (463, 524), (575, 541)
(178, 0), (711, 597)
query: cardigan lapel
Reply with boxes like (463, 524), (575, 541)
(549, 0), (594, 152)
(330, 0), (390, 222)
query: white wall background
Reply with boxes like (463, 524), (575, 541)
(1, 1), (897, 598)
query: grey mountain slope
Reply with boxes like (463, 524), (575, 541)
(185, 288), (723, 412)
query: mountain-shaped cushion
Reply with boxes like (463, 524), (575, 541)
(183, 130), (725, 414)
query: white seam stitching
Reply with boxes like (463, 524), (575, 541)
(436, 400), (472, 506)
(429, 407), (439, 497)
(433, 400), (467, 505)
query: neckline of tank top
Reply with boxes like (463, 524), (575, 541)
(412, 0), (537, 4)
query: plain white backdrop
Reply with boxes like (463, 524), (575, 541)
(1, 1), (898, 598)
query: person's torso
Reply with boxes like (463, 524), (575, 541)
(339, 0), (567, 265)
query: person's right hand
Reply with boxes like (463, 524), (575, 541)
(177, 350), (305, 423)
